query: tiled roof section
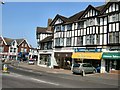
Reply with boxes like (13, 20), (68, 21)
(36, 27), (52, 34)
(95, 4), (106, 11)
(68, 10), (85, 22)
(57, 14), (68, 22)
(3, 37), (13, 45)
(40, 36), (53, 43)
(16, 39), (24, 45)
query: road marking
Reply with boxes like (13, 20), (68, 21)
(3, 72), (60, 86)
(30, 78), (59, 86)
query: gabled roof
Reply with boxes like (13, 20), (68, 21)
(16, 39), (24, 45)
(39, 36), (53, 43)
(50, 14), (68, 26)
(67, 10), (85, 23)
(100, 1), (120, 14)
(17, 39), (31, 48)
(0, 36), (7, 45)
(50, 1), (119, 25)
(36, 27), (53, 34)
(3, 37), (14, 45)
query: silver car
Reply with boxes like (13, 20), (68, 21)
(72, 63), (96, 76)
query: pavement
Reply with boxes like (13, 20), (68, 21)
(9, 61), (120, 81)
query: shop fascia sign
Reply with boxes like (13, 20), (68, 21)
(74, 48), (102, 52)
(102, 52), (120, 59)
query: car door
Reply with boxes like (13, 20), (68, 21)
(82, 64), (88, 73)
(87, 64), (94, 73)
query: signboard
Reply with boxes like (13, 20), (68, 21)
(102, 52), (120, 60)
(74, 48), (102, 52)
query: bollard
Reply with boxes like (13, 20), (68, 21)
(2, 64), (9, 73)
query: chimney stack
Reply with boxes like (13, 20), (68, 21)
(47, 18), (52, 31)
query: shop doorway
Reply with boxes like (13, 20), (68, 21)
(105, 60), (110, 72)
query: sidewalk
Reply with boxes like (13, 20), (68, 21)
(12, 62), (120, 80)
(17, 62), (72, 75)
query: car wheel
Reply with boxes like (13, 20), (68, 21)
(81, 70), (85, 76)
(93, 70), (96, 74)
(72, 72), (75, 74)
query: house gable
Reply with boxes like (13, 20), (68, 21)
(81, 5), (99, 19)
(50, 14), (67, 26)
(55, 18), (63, 25)
(0, 36), (7, 45)
(101, 2), (119, 14)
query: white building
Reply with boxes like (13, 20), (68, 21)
(50, 1), (120, 73)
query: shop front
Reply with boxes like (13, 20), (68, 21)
(39, 54), (51, 67)
(102, 52), (120, 73)
(72, 52), (102, 68)
(54, 52), (72, 70)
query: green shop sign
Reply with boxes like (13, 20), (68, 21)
(102, 52), (120, 60)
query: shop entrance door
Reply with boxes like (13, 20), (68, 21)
(105, 60), (110, 72)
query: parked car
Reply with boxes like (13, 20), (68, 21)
(72, 63), (96, 76)
(28, 59), (35, 65)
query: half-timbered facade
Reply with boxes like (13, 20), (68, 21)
(51, 1), (120, 72)
(36, 19), (57, 68)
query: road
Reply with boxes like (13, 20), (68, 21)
(2, 65), (119, 89)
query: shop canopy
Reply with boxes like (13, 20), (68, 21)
(72, 52), (102, 60)
(102, 52), (120, 60)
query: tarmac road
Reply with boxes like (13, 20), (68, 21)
(2, 65), (119, 89)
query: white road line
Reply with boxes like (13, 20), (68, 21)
(3, 72), (60, 86)
(30, 78), (59, 86)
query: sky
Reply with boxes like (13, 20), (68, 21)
(2, 1), (105, 48)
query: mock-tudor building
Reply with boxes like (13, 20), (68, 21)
(36, 19), (57, 68)
(0, 36), (31, 61)
(50, 1), (120, 73)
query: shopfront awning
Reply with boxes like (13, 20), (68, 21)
(102, 52), (120, 60)
(72, 52), (102, 60)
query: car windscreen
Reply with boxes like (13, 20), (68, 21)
(73, 64), (80, 67)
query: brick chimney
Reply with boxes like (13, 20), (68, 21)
(47, 18), (52, 31)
